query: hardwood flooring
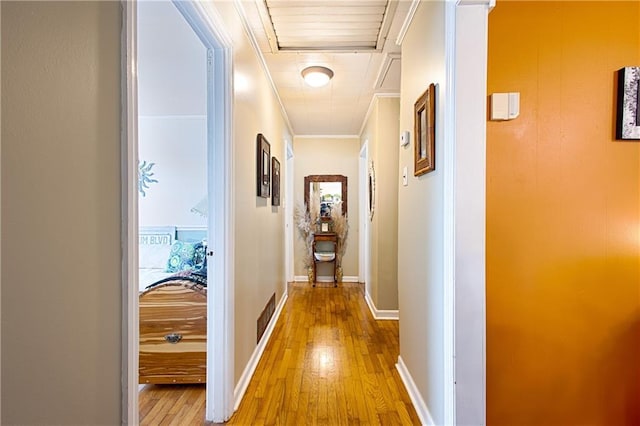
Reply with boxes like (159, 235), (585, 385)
(139, 282), (421, 425)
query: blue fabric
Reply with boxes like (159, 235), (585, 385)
(165, 240), (208, 273)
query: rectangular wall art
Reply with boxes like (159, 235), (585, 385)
(257, 133), (271, 197)
(272, 157), (280, 206)
(616, 67), (640, 140)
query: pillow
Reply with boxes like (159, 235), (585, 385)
(165, 240), (208, 273)
(165, 240), (196, 273)
(192, 241), (207, 274)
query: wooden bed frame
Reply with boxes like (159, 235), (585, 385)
(139, 280), (206, 384)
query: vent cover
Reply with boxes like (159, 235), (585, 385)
(258, 0), (397, 52)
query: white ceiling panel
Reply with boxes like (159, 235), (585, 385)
(240, 0), (409, 135)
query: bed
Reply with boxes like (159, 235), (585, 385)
(138, 226), (208, 384)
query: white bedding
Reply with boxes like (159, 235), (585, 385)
(139, 268), (174, 291)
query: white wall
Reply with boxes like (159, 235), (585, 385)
(138, 116), (207, 227)
(207, 1), (292, 384)
(1, 2), (122, 424)
(138, 1), (207, 228)
(397, 2), (447, 424)
(454, 3), (489, 424)
(360, 96), (400, 311)
(292, 136), (360, 279)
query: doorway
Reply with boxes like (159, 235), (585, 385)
(358, 141), (370, 288)
(123, 1), (234, 423)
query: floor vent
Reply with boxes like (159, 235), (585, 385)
(257, 293), (276, 343)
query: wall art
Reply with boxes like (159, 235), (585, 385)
(257, 133), (271, 197)
(616, 66), (640, 140)
(414, 83), (436, 175)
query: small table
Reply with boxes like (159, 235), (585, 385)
(312, 232), (337, 287)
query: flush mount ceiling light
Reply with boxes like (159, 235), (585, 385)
(301, 66), (334, 87)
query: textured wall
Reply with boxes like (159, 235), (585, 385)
(2, 2), (122, 424)
(397, 1), (447, 423)
(487, 2), (640, 424)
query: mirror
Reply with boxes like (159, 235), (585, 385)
(304, 175), (348, 217)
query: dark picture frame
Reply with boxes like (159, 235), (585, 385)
(414, 83), (436, 176)
(256, 133), (271, 198)
(616, 67), (640, 140)
(271, 157), (281, 206)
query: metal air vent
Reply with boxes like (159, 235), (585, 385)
(257, 0), (397, 52)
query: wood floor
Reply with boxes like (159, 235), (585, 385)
(139, 282), (421, 425)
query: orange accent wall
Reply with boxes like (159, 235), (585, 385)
(487, 2), (640, 425)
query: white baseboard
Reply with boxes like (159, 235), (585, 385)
(233, 291), (288, 410)
(396, 356), (435, 426)
(293, 275), (359, 283)
(365, 291), (399, 320)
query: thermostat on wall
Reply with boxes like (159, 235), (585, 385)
(400, 130), (410, 147)
(491, 92), (520, 120)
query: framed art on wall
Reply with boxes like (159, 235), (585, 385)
(616, 67), (640, 140)
(257, 133), (271, 198)
(271, 157), (280, 206)
(414, 83), (436, 176)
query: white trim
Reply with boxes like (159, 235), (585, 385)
(373, 52), (401, 90)
(138, 114), (207, 119)
(293, 275), (359, 283)
(294, 134), (360, 139)
(443, 1), (457, 425)
(234, 292), (288, 409)
(458, 0), (495, 7)
(171, 2), (236, 422)
(395, 0), (421, 46)
(233, 0), (294, 135)
(396, 356), (435, 426)
(358, 141), (370, 287)
(364, 291), (399, 320)
(284, 140), (295, 283)
(121, 2), (139, 424)
(358, 93), (401, 136)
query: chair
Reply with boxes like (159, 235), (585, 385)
(312, 233), (337, 287)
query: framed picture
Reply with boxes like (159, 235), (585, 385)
(271, 157), (280, 206)
(414, 83), (436, 176)
(256, 133), (270, 198)
(616, 67), (640, 140)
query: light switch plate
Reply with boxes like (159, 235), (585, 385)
(402, 166), (408, 186)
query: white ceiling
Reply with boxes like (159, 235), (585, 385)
(239, 0), (410, 136)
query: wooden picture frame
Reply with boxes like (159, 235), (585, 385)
(616, 67), (640, 140)
(304, 174), (348, 216)
(414, 83), (436, 175)
(256, 133), (270, 198)
(271, 157), (280, 206)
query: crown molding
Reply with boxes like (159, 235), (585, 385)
(373, 52), (401, 90)
(294, 135), (360, 139)
(395, 0), (421, 46)
(358, 92), (401, 137)
(233, 0), (294, 135)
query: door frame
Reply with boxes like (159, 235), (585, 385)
(121, 1), (235, 423)
(358, 141), (370, 288)
(284, 139), (294, 283)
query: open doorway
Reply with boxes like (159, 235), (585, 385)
(123, 1), (234, 423)
(137, 0), (208, 389)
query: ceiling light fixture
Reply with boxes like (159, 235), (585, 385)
(301, 66), (334, 87)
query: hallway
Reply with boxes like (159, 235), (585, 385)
(139, 282), (420, 425)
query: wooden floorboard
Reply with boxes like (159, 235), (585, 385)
(139, 282), (421, 425)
